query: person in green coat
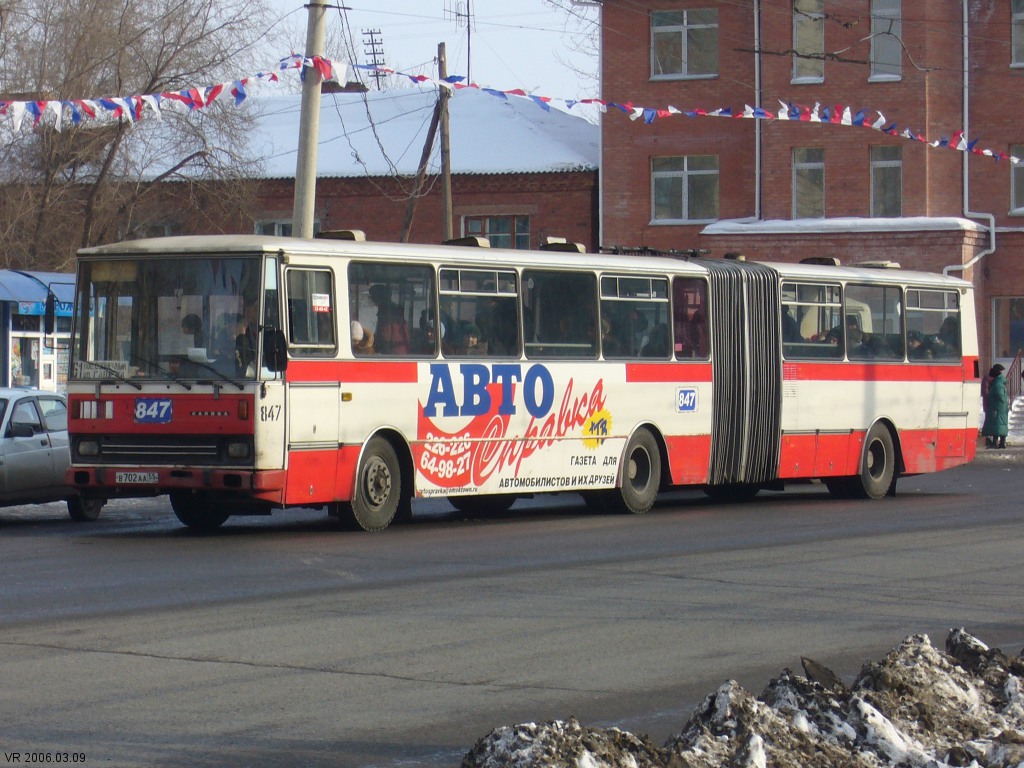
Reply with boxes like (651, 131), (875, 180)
(982, 364), (1008, 449)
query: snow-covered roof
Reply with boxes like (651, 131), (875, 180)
(249, 86), (599, 180)
(703, 216), (988, 235)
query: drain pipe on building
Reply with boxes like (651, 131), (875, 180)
(943, 0), (996, 279)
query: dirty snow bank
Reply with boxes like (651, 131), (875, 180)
(462, 629), (1024, 768)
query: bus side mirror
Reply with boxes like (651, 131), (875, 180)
(44, 292), (56, 335)
(263, 329), (288, 373)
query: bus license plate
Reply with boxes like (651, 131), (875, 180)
(115, 471), (159, 484)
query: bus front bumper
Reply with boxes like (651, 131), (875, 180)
(66, 466), (287, 501)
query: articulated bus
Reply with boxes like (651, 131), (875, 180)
(64, 234), (979, 530)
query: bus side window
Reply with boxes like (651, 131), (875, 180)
(348, 262), (435, 357)
(523, 270), (597, 358)
(286, 268), (336, 357)
(672, 277), (708, 359)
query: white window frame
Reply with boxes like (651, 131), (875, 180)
(792, 0), (825, 83)
(1014, 0), (1024, 68)
(650, 9), (719, 80)
(1010, 145), (1024, 213)
(792, 147), (825, 219)
(870, 0), (902, 81)
(870, 145), (902, 218)
(651, 156), (719, 224)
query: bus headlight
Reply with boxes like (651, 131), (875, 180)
(227, 441), (250, 459)
(78, 440), (100, 457)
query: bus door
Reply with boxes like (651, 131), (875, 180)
(700, 259), (782, 486)
(282, 266), (341, 504)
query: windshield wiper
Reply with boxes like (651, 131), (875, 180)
(187, 359), (245, 391)
(84, 361), (142, 390)
(129, 353), (192, 391)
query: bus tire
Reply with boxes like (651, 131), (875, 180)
(67, 495), (104, 522)
(449, 494), (516, 517)
(170, 491), (230, 530)
(857, 424), (897, 500)
(611, 428), (661, 515)
(350, 437), (401, 531)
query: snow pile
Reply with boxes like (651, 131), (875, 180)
(461, 629), (1024, 768)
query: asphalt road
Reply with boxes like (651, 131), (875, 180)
(1, 452), (1022, 767)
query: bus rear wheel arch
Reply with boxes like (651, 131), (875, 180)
(607, 427), (663, 515)
(346, 435), (405, 531)
(827, 422), (899, 500)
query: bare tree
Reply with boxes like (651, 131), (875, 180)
(0, 0), (278, 270)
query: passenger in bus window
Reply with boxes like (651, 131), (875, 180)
(936, 317), (960, 357)
(368, 284), (409, 355)
(458, 324), (487, 355)
(181, 314), (203, 347)
(641, 324), (671, 358)
(477, 296), (517, 355)
(601, 318), (622, 357)
(351, 320), (374, 355)
(236, 302), (260, 375)
(416, 319), (443, 355)
(781, 306), (801, 343)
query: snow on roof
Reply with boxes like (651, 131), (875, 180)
(250, 86), (599, 179)
(704, 216), (988, 235)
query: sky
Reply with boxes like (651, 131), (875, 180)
(267, 0), (600, 102)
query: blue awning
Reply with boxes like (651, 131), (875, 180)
(0, 270), (75, 316)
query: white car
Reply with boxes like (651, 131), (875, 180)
(0, 388), (105, 521)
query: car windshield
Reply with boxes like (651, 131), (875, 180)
(70, 256), (277, 382)
(0, 398), (7, 424)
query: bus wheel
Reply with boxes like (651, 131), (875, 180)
(170, 491), (230, 530)
(858, 424), (897, 500)
(67, 495), (104, 522)
(350, 437), (402, 531)
(449, 494), (516, 517)
(612, 428), (661, 515)
(703, 483), (761, 503)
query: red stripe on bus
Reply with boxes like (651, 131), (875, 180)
(286, 360), (419, 383)
(782, 361), (968, 382)
(626, 362), (713, 383)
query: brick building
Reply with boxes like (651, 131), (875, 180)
(597, 0), (1024, 364)
(192, 87), (600, 251)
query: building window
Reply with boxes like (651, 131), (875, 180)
(1014, 0), (1024, 66)
(1011, 145), (1024, 212)
(652, 156), (719, 223)
(792, 0), (824, 83)
(464, 215), (530, 249)
(651, 9), (718, 79)
(870, 0), (902, 80)
(993, 297), (1024, 358)
(255, 220), (321, 237)
(792, 147), (825, 218)
(870, 145), (902, 217)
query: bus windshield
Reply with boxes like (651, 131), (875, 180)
(71, 256), (267, 382)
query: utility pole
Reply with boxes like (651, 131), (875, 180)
(362, 29), (386, 89)
(292, 1), (329, 239)
(438, 42), (453, 241)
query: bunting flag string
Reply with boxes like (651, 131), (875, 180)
(0, 54), (334, 133)
(2, 55), (1017, 167)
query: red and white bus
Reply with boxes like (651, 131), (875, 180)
(64, 234), (979, 530)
